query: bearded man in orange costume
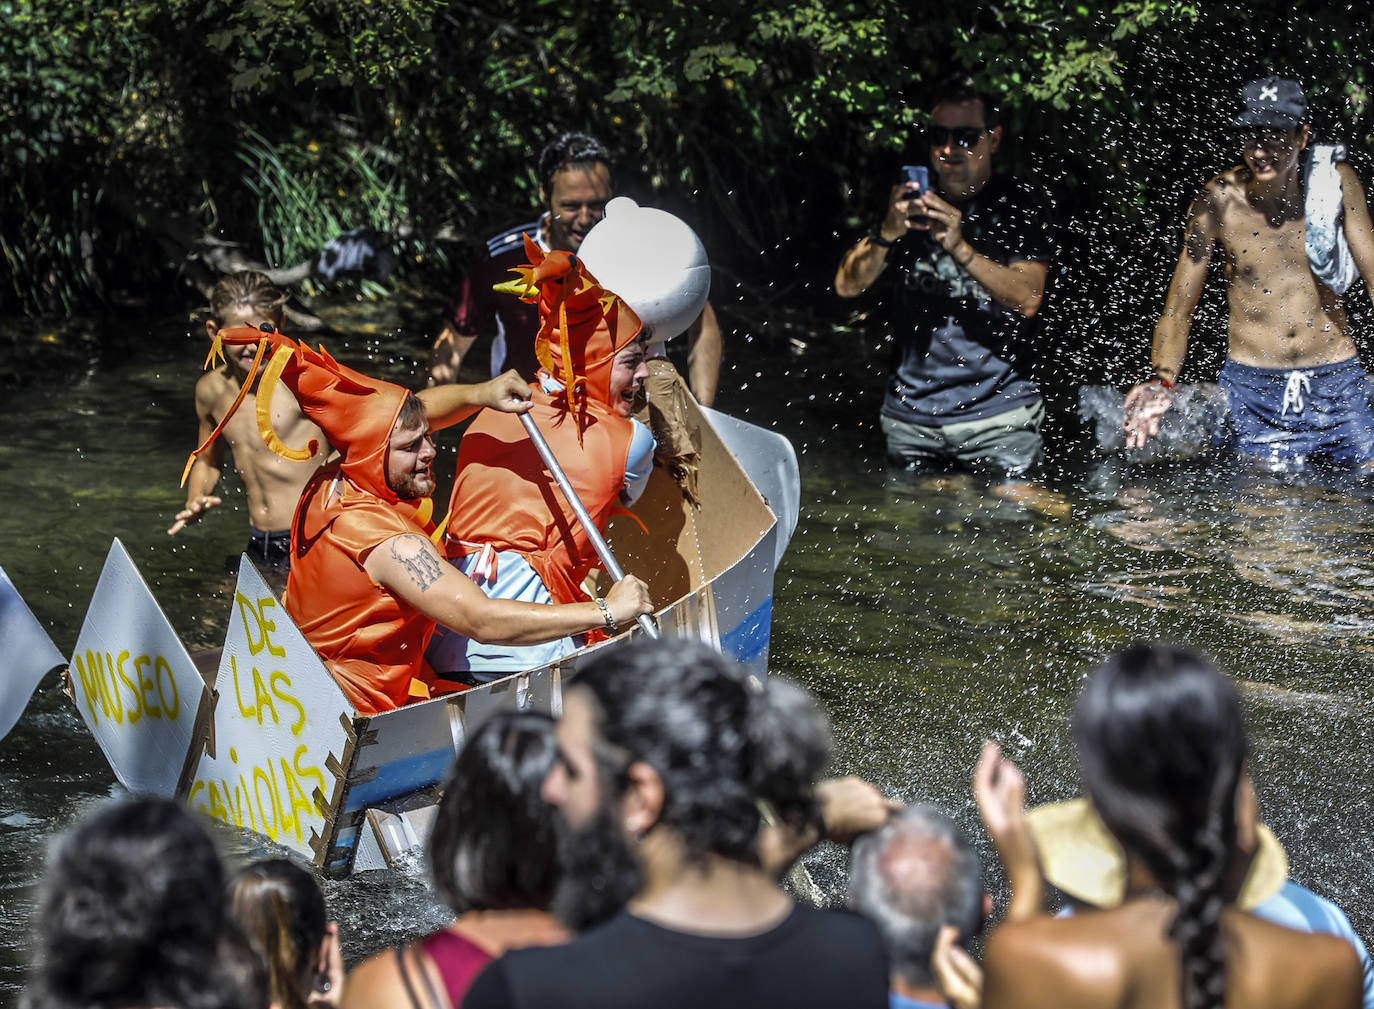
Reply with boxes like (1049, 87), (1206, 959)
(183, 325), (653, 714)
(427, 239), (658, 680)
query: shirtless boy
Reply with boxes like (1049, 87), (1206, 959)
(1124, 77), (1374, 469)
(168, 272), (328, 573)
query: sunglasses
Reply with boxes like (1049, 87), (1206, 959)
(926, 125), (989, 149)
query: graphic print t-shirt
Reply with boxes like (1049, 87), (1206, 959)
(880, 175), (1057, 427)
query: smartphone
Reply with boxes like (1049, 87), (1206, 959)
(900, 165), (930, 194)
(901, 165), (929, 223)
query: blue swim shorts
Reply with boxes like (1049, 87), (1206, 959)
(1217, 356), (1374, 468)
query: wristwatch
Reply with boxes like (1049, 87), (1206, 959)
(870, 227), (895, 248)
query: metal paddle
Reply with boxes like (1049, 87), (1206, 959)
(519, 412), (660, 639)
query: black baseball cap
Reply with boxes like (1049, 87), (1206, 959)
(1231, 76), (1307, 129)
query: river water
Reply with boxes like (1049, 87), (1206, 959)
(1, 297), (1371, 998)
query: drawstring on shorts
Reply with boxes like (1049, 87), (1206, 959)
(1281, 369), (1313, 416)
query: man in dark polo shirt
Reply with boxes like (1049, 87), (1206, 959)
(429, 133), (723, 405)
(429, 132), (612, 385)
(835, 77), (1057, 477)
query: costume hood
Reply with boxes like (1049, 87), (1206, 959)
(182, 324), (411, 503)
(496, 235), (641, 440)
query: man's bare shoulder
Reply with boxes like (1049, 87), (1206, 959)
(1336, 161), (1367, 190)
(1201, 167), (1252, 207)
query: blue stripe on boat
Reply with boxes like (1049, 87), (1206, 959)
(720, 596), (772, 664)
(343, 746), (454, 813)
(328, 824), (359, 873)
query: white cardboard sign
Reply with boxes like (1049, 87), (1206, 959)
(187, 556), (351, 860)
(0, 562), (68, 742)
(68, 539), (209, 795)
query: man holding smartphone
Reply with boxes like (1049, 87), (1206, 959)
(835, 77), (1056, 476)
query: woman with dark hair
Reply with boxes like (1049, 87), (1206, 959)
(228, 859), (342, 1009)
(23, 796), (267, 1009)
(342, 710), (568, 1009)
(463, 639), (890, 1009)
(978, 642), (1360, 1009)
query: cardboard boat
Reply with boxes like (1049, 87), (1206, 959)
(61, 382), (799, 876)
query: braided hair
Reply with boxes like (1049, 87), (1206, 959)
(1073, 643), (1246, 1009)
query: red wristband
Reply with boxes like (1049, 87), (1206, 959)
(1152, 375), (1175, 390)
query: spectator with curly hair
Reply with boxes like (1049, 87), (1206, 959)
(23, 796), (267, 1009)
(463, 639), (890, 1009)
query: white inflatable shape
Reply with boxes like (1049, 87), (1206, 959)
(578, 197), (711, 343)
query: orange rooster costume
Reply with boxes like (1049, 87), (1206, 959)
(183, 326), (441, 714)
(441, 237), (645, 613)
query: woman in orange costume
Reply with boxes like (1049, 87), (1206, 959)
(428, 238), (657, 680)
(182, 324), (652, 714)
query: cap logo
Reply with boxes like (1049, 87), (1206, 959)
(1260, 84), (1278, 101)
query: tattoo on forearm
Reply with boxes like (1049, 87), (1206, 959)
(390, 535), (444, 591)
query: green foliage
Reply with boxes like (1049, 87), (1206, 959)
(236, 129), (408, 280)
(3, 0), (1374, 321)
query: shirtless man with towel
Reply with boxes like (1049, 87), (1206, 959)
(1125, 76), (1374, 471)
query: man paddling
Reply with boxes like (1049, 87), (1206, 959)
(183, 329), (652, 714)
(1124, 76), (1374, 469)
(427, 240), (662, 679)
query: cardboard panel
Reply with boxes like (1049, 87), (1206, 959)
(700, 408), (800, 566)
(713, 528), (780, 676)
(606, 372), (776, 604)
(186, 557), (352, 862)
(67, 539), (210, 796)
(0, 562), (67, 742)
(339, 695), (461, 819)
(340, 661), (569, 837)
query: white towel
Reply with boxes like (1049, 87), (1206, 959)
(1305, 143), (1358, 294)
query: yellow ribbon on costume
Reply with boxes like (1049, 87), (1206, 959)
(181, 336), (270, 487)
(255, 342), (322, 462)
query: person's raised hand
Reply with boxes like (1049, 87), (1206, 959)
(1123, 381), (1175, 449)
(427, 361), (457, 387)
(814, 775), (903, 845)
(167, 495), (223, 535)
(880, 183), (922, 242)
(481, 370), (533, 414)
(920, 190), (966, 253)
(973, 740), (1029, 853)
(974, 740), (1044, 921)
(932, 925), (983, 1009)
(604, 574), (652, 628)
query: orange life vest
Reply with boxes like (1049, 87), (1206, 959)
(446, 384), (634, 606)
(284, 465), (440, 715)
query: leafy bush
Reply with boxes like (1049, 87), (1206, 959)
(3, 0), (1373, 385)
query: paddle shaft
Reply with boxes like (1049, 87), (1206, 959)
(518, 412), (659, 639)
